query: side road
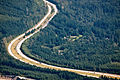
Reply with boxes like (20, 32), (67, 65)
(8, 0), (120, 79)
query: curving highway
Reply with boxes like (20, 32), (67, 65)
(7, 0), (120, 79)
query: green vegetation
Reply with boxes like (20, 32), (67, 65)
(69, 35), (83, 41)
(0, 0), (47, 38)
(24, 29), (36, 37)
(100, 76), (120, 80)
(0, 53), (101, 80)
(22, 0), (120, 75)
(0, 0), (103, 79)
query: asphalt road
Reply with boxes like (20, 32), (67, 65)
(8, 0), (120, 79)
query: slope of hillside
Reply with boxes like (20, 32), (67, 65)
(22, 0), (120, 75)
(0, 0), (47, 38)
(0, 0), (103, 79)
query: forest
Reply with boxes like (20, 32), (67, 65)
(0, 0), (108, 79)
(22, 0), (120, 75)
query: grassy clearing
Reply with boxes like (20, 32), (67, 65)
(69, 35), (83, 41)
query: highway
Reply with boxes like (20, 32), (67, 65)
(7, 0), (120, 79)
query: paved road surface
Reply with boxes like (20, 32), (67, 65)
(8, 0), (120, 79)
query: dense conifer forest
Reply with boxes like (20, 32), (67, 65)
(22, 0), (120, 75)
(0, 0), (120, 79)
(0, 0), (108, 79)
